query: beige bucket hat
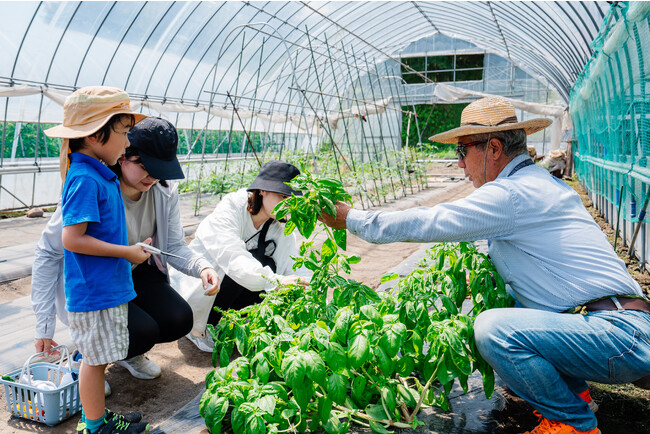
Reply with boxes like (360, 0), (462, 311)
(44, 86), (147, 180)
(429, 97), (552, 144)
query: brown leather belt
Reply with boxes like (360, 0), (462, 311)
(584, 296), (650, 314)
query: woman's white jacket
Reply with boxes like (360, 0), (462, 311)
(170, 189), (310, 336)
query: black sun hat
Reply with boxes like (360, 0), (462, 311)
(247, 161), (302, 196)
(127, 117), (185, 180)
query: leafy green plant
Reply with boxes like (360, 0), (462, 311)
(199, 169), (513, 433)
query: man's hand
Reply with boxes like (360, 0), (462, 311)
(35, 338), (58, 355)
(201, 267), (220, 296)
(319, 201), (351, 230)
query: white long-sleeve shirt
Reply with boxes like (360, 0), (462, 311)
(170, 188), (311, 334)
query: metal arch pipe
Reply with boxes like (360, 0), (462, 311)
(124, 1), (177, 90)
(143, 2), (203, 96)
(74, 2), (116, 87)
(101, 2), (148, 85)
(10, 2), (42, 78)
(374, 75), (423, 146)
(217, 21), (315, 159)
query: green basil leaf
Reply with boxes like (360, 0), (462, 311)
(348, 334), (370, 369)
(321, 238), (337, 262)
(365, 403), (388, 421)
(305, 350), (327, 386)
(284, 219), (296, 235)
(361, 305), (382, 327)
(346, 254), (361, 264)
(219, 345), (231, 368)
(231, 407), (246, 434)
(256, 395), (276, 415)
(327, 372), (348, 406)
(205, 396), (228, 430)
(246, 414), (267, 434)
(396, 354), (415, 377)
(325, 341), (347, 373)
(380, 272), (399, 284)
(351, 375), (367, 406)
(369, 419), (392, 434)
(373, 346), (394, 376)
(318, 396), (333, 424)
(380, 386), (397, 419)
(396, 384), (416, 408)
(292, 378), (314, 412)
(333, 229), (347, 250)
(235, 326), (249, 355)
(281, 351), (306, 388)
(256, 359), (270, 384)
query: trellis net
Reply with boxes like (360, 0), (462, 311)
(571, 1), (650, 223)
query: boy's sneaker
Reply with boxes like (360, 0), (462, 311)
(70, 350), (112, 396)
(186, 332), (214, 353)
(578, 389), (599, 413)
(115, 355), (161, 380)
(106, 409), (142, 423)
(524, 411), (600, 434)
(76, 411), (150, 433)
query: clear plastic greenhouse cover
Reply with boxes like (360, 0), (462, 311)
(0, 1), (609, 129)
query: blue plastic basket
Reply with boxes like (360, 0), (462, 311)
(0, 346), (80, 426)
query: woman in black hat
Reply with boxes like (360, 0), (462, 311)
(31, 117), (220, 394)
(172, 160), (311, 352)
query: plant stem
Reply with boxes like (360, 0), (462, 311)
(409, 359), (441, 419)
(314, 391), (411, 429)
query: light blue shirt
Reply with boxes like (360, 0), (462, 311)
(347, 153), (643, 312)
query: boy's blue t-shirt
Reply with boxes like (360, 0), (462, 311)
(61, 152), (136, 313)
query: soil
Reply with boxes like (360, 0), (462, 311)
(0, 276), (31, 304)
(1, 170), (649, 433)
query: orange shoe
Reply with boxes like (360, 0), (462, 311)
(578, 389), (599, 413)
(524, 411), (600, 434)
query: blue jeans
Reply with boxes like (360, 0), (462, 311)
(474, 307), (650, 431)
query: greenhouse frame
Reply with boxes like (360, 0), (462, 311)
(1, 1), (648, 250)
(3, 1), (650, 433)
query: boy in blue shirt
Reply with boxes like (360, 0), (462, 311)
(45, 86), (152, 434)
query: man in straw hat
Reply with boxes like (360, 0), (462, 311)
(321, 97), (650, 434)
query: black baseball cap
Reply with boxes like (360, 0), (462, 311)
(127, 117), (185, 180)
(247, 161), (302, 196)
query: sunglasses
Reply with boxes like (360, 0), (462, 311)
(455, 140), (488, 160)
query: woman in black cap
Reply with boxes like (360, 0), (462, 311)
(31, 117), (220, 394)
(172, 160), (311, 352)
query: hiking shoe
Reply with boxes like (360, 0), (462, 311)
(186, 332), (214, 353)
(578, 389), (599, 413)
(115, 355), (161, 380)
(524, 411), (600, 434)
(76, 411), (150, 433)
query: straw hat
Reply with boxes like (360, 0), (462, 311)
(45, 86), (146, 139)
(44, 86), (146, 180)
(429, 97), (552, 144)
